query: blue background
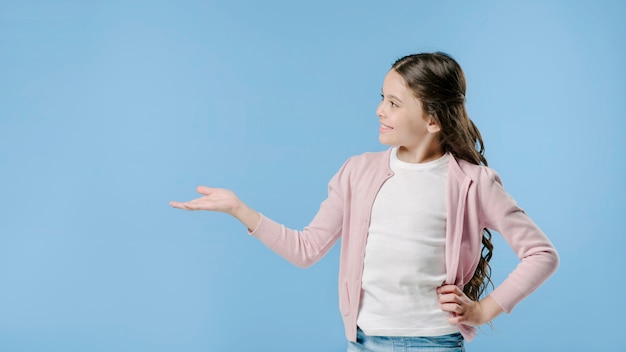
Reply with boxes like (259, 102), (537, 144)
(1, 1), (624, 351)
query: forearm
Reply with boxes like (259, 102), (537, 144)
(232, 201), (261, 232)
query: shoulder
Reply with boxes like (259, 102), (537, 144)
(343, 149), (390, 170)
(330, 149), (391, 185)
(454, 157), (503, 186)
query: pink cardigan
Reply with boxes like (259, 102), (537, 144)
(250, 149), (559, 342)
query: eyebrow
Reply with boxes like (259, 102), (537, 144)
(381, 91), (404, 104)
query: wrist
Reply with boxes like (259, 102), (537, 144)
(230, 199), (246, 218)
(478, 296), (504, 325)
(232, 202), (261, 231)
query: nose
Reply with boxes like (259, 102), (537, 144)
(376, 101), (385, 119)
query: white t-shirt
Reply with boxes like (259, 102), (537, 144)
(356, 148), (459, 337)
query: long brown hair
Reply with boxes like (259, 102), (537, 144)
(391, 52), (493, 301)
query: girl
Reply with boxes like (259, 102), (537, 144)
(170, 52), (559, 351)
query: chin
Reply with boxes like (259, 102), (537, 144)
(378, 135), (394, 146)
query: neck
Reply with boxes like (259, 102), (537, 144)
(396, 143), (444, 164)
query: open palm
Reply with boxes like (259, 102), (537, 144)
(170, 186), (241, 215)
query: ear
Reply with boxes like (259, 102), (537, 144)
(426, 115), (441, 133)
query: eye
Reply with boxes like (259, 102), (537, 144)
(380, 93), (399, 107)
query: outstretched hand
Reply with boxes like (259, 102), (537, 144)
(170, 186), (261, 231)
(437, 284), (503, 327)
(170, 186), (241, 215)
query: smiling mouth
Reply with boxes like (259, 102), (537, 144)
(380, 124), (393, 131)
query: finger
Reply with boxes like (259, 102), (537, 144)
(440, 302), (464, 315)
(170, 201), (195, 210)
(438, 293), (462, 304)
(169, 201), (186, 209)
(196, 186), (214, 195)
(437, 285), (462, 295)
(448, 315), (464, 324)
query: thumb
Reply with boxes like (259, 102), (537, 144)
(196, 186), (214, 195)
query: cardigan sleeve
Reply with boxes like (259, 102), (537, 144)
(248, 158), (351, 268)
(478, 168), (559, 313)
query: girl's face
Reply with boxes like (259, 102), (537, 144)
(376, 69), (441, 155)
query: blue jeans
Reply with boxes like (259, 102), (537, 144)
(347, 327), (465, 352)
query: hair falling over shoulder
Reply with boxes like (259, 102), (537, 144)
(392, 52), (494, 301)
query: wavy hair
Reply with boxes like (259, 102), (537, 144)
(391, 52), (494, 301)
